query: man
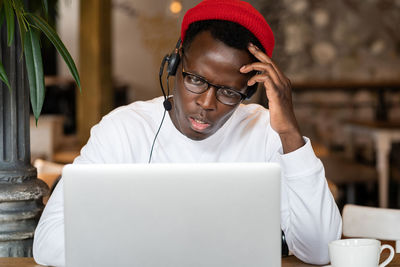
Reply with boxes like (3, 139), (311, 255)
(33, 0), (342, 266)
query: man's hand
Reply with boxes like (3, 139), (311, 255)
(240, 43), (305, 153)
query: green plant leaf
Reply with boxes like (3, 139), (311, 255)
(42, 0), (48, 20)
(13, 0), (25, 14)
(0, 60), (12, 92)
(12, 0), (28, 56)
(27, 13), (81, 92)
(4, 0), (14, 46)
(24, 28), (45, 123)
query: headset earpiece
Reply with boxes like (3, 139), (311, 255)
(245, 71), (262, 99)
(245, 85), (257, 99)
(158, 38), (182, 112)
(166, 39), (181, 76)
(166, 52), (180, 76)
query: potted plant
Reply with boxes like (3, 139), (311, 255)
(0, 0), (80, 121)
(0, 0), (80, 257)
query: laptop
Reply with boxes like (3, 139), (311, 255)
(63, 163), (281, 267)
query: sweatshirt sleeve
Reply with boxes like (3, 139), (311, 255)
(267, 126), (342, 265)
(33, 117), (122, 267)
(33, 179), (66, 267)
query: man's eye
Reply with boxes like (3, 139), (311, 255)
(187, 75), (204, 85)
(220, 89), (239, 98)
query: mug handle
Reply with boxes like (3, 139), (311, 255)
(379, 244), (395, 267)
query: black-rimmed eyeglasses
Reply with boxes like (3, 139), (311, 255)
(181, 67), (247, 106)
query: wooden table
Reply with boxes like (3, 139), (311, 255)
(0, 257), (315, 266)
(1, 254), (400, 267)
(344, 120), (400, 208)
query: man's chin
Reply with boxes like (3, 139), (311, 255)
(185, 128), (213, 141)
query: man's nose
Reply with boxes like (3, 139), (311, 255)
(196, 86), (217, 110)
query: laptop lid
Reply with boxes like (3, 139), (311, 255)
(63, 163), (281, 267)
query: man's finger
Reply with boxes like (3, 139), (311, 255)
(248, 43), (272, 63)
(241, 62), (283, 86)
(247, 73), (278, 89)
(240, 62), (271, 73)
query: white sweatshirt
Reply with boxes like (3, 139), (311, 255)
(33, 96), (342, 266)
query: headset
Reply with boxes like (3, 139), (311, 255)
(158, 39), (182, 111)
(148, 39), (182, 163)
(149, 38), (258, 163)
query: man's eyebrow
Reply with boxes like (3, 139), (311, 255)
(184, 70), (206, 81)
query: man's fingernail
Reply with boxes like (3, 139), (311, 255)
(240, 66), (246, 71)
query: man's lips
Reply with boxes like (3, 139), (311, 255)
(189, 117), (211, 132)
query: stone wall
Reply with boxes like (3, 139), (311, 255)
(255, 0), (400, 150)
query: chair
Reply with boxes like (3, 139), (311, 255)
(342, 204), (400, 253)
(30, 115), (65, 160)
(320, 154), (377, 204)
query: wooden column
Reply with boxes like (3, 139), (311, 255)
(78, 0), (113, 145)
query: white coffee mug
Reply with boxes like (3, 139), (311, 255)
(326, 238), (394, 267)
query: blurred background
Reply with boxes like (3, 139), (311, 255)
(32, 0), (400, 210)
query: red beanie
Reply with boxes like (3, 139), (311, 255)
(181, 0), (275, 57)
